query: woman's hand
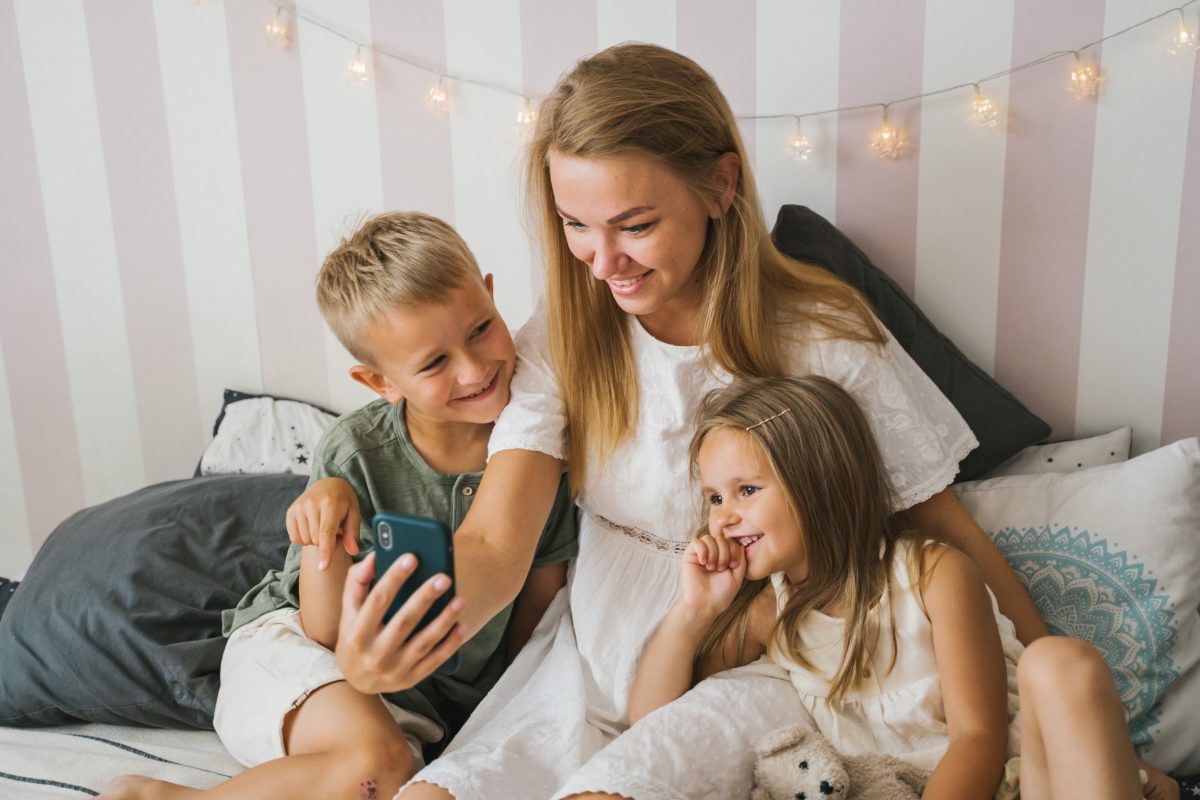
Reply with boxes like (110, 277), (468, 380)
(335, 552), (468, 693)
(679, 534), (746, 619)
(286, 477), (361, 570)
(1138, 758), (1179, 800)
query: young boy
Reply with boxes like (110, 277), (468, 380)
(100, 212), (577, 800)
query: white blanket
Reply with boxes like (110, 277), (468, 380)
(0, 723), (243, 798)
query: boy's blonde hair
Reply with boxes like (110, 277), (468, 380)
(689, 376), (927, 705)
(525, 43), (884, 489)
(316, 211), (482, 366)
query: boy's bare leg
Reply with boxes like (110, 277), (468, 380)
(99, 681), (420, 800)
(1016, 637), (1142, 800)
(398, 783), (456, 799)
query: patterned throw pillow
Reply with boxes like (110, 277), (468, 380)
(982, 427), (1131, 477)
(198, 389), (338, 476)
(953, 438), (1200, 774)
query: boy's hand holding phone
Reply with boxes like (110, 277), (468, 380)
(337, 551), (467, 693)
(286, 477), (362, 570)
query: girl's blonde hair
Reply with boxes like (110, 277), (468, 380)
(525, 43), (884, 489)
(689, 376), (927, 705)
(316, 211), (482, 366)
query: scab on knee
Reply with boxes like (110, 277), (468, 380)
(361, 778), (379, 800)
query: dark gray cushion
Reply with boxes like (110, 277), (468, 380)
(770, 204), (1050, 480)
(0, 474), (305, 729)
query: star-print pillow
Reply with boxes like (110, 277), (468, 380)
(199, 389), (338, 476)
(954, 438), (1200, 775)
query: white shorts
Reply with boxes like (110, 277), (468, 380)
(214, 608), (443, 768)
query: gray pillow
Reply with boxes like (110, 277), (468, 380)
(0, 474), (305, 729)
(770, 205), (1050, 480)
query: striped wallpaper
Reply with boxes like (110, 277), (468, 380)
(1, 0), (1197, 579)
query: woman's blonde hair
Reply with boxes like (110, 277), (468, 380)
(526, 43), (883, 488)
(316, 211), (482, 366)
(689, 376), (927, 705)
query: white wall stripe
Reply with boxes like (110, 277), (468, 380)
(914, 0), (1014, 374)
(596, 0), (675, 51)
(0, 347), (33, 580)
(13, 0), (146, 503)
(444, 0), (535, 329)
(1076, 3), (1196, 454)
(755, 0), (839, 228)
(152, 0), (263, 437)
(295, 0), (385, 413)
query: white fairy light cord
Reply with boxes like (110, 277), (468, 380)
(256, 0), (1200, 151)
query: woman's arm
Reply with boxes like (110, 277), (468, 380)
(921, 545), (1010, 800)
(506, 561), (567, 662)
(908, 489), (1048, 646)
(336, 448), (564, 693)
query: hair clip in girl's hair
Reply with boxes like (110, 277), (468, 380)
(746, 407), (791, 431)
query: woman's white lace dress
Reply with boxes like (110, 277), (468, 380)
(403, 302), (977, 800)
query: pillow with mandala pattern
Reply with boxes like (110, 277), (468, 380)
(953, 437), (1200, 775)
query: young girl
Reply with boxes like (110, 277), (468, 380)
(630, 375), (1148, 800)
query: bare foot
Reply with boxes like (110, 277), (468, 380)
(97, 774), (163, 800)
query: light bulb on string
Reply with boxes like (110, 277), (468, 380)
(515, 97), (537, 134)
(970, 83), (999, 128)
(788, 118), (814, 162)
(264, 7), (290, 49)
(1168, 8), (1199, 54)
(870, 106), (905, 159)
(1068, 51), (1103, 98)
(347, 45), (370, 86)
(425, 77), (449, 115)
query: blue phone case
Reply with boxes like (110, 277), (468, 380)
(371, 512), (460, 675)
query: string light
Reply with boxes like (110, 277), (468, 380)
(425, 77), (449, 115)
(871, 106), (905, 159)
(250, 0), (1197, 162)
(1168, 8), (1199, 53)
(970, 84), (999, 128)
(1068, 51), (1103, 99)
(347, 45), (369, 86)
(264, 7), (289, 50)
(788, 118), (813, 162)
(515, 97), (537, 134)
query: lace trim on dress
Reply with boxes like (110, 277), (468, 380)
(893, 431), (979, 510)
(595, 515), (690, 555)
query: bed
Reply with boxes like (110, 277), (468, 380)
(2, 207), (1197, 797)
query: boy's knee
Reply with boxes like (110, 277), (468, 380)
(1018, 636), (1110, 700)
(344, 735), (421, 796)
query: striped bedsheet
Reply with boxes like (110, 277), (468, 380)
(0, 723), (243, 798)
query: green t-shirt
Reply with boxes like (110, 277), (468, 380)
(221, 398), (578, 740)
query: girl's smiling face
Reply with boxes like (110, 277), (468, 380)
(548, 151), (713, 345)
(698, 427), (809, 583)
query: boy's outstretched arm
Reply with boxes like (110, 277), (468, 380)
(337, 448), (563, 694)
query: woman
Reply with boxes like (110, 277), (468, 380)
(327, 43), (1048, 799)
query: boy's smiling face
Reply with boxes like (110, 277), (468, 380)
(350, 274), (515, 426)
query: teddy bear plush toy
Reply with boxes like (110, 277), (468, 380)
(750, 725), (929, 800)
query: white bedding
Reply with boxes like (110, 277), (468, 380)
(0, 723), (243, 798)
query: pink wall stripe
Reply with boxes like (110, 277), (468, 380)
(83, 0), (202, 480)
(677, 0), (757, 165)
(519, 0), (595, 99)
(224, 1), (328, 406)
(1162, 52), (1200, 444)
(835, 1), (925, 297)
(371, 0), (455, 222)
(994, 0), (1105, 440)
(0, 0), (85, 547)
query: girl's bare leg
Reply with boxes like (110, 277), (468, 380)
(1017, 637), (1142, 800)
(99, 681), (420, 800)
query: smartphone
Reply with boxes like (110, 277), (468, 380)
(371, 512), (460, 675)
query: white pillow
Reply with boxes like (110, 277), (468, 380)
(199, 396), (337, 477)
(953, 438), (1200, 774)
(982, 426), (1131, 477)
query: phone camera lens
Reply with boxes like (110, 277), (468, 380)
(377, 521), (392, 549)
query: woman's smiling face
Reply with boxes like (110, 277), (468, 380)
(548, 151), (713, 345)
